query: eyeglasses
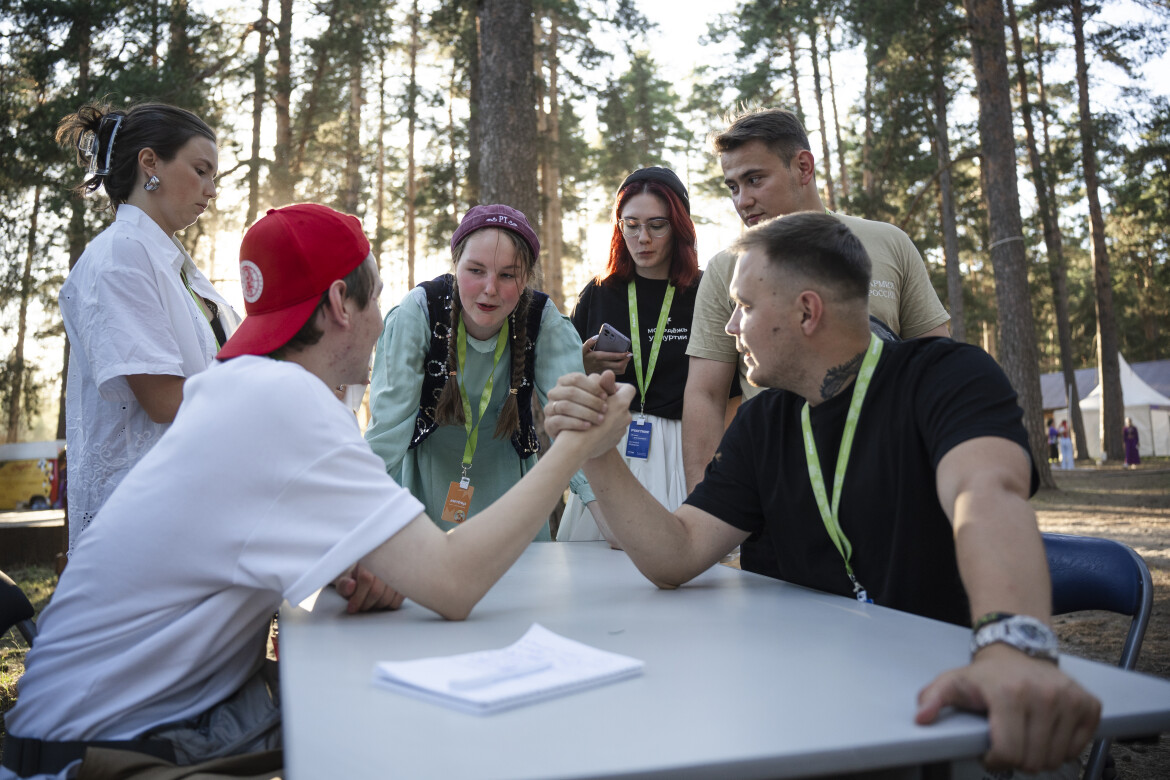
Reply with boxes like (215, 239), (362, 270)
(618, 218), (671, 238)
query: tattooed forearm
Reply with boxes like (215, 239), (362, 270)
(820, 350), (865, 401)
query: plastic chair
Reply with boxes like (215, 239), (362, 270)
(0, 567), (37, 646)
(1043, 532), (1153, 780)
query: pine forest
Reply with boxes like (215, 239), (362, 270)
(1, 0), (1167, 481)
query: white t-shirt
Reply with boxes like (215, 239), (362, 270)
(59, 204), (239, 552)
(5, 357), (422, 752)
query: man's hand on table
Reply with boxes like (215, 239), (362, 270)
(915, 643), (1100, 773)
(334, 563), (405, 613)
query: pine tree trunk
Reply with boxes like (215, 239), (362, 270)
(448, 72), (459, 219)
(291, 1), (341, 187)
(342, 8), (363, 215)
(543, 20), (564, 309)
(808, 24), (835, 210)
(247, 0), (270, 227)
(466, 0), (483, 207)
(862, 47), (875, 199)
(478, 0), (540, 234)
(375, 54), (386, 271)
(7, 185), (41, 443)
(272, 0), (294, 205)
(1071, 0), (1123, 462)
(785, 31), (804, 124)
(931, 54), (965, 344)
(150, 0), (161, 69)
(963, 0), (1054, 488)
(1008, 0), (1089, 460)
(406, 0), (420, 289)
(824, 22), (849, 206)
(1033, 12), (1089, 457)
(58, 13), (93, 441)
(168, 0), (189, 72)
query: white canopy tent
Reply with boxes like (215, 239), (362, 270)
(1053, 353), (1170, 459)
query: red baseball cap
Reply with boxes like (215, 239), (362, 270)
(217, 204), (371, 360)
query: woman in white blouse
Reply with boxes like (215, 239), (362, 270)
(55, 102), (239, 552)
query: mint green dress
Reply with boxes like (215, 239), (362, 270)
(365, 286), (594, 541)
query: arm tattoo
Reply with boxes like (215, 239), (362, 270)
(820, 351), (865, 402)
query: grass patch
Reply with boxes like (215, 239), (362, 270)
(2, 564), (57, 750)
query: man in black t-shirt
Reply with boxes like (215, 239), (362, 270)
(545, 212), (1099, 775)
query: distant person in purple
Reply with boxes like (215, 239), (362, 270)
(1058, 420), (1075, 470)
(1123, 417), (1140, 469)
(1046, 419), (1058, 464)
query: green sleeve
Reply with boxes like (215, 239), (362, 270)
(533, 298), (586, 405)
(531, 299), (596, 505)
(365, 290), (431, 480)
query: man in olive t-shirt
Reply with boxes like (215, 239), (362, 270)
(683, 108), (950, 490)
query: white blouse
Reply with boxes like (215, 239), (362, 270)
(59, 204), (238, 552)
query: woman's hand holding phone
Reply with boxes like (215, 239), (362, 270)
(583, 323), (632, 375)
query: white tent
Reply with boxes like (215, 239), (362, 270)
(1054, 353), (1170, 459)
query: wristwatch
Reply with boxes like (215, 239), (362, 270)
(970, 614), (1059, 663)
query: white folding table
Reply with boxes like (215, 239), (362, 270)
(280, 542), (1170, 779)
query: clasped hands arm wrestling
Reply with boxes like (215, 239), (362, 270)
(544, 369), (1101, 775)
(332, 377), (635, 619)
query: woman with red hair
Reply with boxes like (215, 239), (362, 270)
(557, 167), (701, 545)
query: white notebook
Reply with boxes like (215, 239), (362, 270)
(371, 623), (644, 715)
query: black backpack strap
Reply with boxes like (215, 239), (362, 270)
(410, 275), (456, 450)
(509, 290), (548, 459)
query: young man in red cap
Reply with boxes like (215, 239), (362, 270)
(2, 204), (633, 780)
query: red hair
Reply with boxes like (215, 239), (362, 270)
(600, 180), (699, 290)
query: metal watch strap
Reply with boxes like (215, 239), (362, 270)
(970, 614), (1059, 663)
(971, 611), (1014, 632)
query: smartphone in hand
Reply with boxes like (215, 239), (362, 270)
(594, 323), (632, 353)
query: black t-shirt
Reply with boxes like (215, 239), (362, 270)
(686, 338), (1039, 626)
(570, 274), (700, 420)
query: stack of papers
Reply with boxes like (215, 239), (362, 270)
(371, 623), (644, 715)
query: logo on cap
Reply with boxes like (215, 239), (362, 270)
(485, 214), (519, 228)
(240, 260), (264, 303)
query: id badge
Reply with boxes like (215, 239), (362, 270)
(625, 419), (651, 459)
(442, 478), (474, 524)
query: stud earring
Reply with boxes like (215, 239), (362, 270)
(144, 175), (160, 192)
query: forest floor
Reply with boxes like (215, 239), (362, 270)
(2, 464), (1168, 776)
(1032, 463), (1170, 779)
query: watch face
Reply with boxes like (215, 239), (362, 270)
(1017, 623), (1045, 641)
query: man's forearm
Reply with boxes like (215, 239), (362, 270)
(365, 438), (594, 621)
(364, 389), (634, 621)
(952, 487), (1052, 622)
(681, 358), (737, 493)
(585, 450), (728, 589)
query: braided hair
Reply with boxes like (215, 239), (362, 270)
(432, 228), (537, 441)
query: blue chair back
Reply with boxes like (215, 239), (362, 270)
(1042, 532), (1153, 780)
(1043, 532), (1152, 670)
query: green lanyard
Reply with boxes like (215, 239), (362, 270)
(456, 317), (509, 480)
(627, 280), (675, 417)
(180, 268), (219, 345)
(800, 333), (883, 602)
